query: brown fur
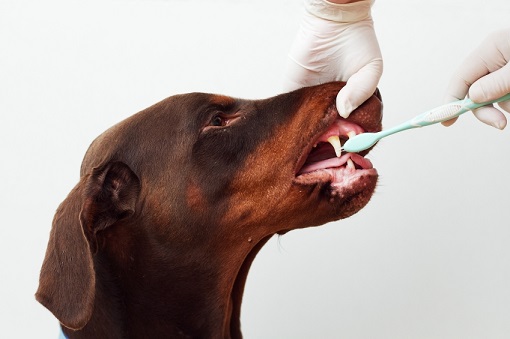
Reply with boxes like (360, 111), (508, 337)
(36, 82), (382, 338)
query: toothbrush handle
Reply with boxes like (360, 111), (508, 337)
(410, 92), (510, 127)
(349, 92), (510, 152)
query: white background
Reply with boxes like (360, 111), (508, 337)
(1, 0), (510, 338)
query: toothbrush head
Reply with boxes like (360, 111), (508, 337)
(342, 132), (380, 153)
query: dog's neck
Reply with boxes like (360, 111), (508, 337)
(69, 222), (270, 339)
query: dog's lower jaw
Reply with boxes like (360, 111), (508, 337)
(291, 170), (378, 223)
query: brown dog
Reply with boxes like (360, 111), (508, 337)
(36, 82), (382, 338)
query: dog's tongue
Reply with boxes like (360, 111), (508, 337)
(299, 153), (372, 175)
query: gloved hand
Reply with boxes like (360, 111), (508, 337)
(283, 0), (383, 118)
(443, 28), (510, 129)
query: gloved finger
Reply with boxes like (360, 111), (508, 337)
(441, 117), (458, 127)
(442, 54), (505, 127)
(442, 105), (507, 129)
(336, 58), (383, 118)
(472, 105), (507, 129)
(443, 32), (504, 103)
(468, 62), (510, 103)
(444, 55), (489, 104)
(497, 99), (510, 114)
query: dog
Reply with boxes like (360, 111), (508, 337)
(36, 82), (382, 338)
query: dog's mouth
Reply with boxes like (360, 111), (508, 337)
(294, 108), (378, 192)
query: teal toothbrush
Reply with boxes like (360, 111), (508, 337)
(342, 93), (510, 153)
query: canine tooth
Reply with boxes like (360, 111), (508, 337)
(347, 131), (357, 139)
(327, 136), (342, 157)
(346, 158), (355, 170)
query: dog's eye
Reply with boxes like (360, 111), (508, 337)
(210, 115), (227, 127)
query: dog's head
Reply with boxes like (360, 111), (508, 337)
(36, 82), (382, 334)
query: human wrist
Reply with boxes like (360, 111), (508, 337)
(304, 0), (374, 23)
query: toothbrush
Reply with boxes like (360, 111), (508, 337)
(342, 93), (510, 153)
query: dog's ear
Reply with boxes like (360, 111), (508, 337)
(81, 162), (141, 253)
(35, 161), (140, 330)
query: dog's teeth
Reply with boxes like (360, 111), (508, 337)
(347, 131), (357, 139)
(346, 158), (355, 170)
(327, 136), (342, 157)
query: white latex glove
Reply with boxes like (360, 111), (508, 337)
(283, 0), (383, 118)
(443, 28), (510, 129)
